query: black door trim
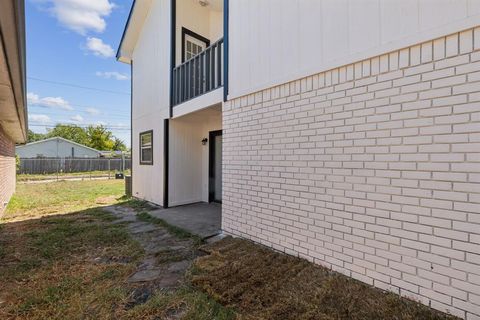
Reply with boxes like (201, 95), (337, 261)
(169, 0), (175, 116)
(209, 130), (222, 203)
(163, 119), (169, 208)
(223, 0), (229, 101)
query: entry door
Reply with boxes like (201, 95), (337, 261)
(209, 130), (222, 203)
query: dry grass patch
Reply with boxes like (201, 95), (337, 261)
(121, 287), (235, 320)
(0, 209), (233, 320)
(0, 180), (235, 319)
(0, 209), (143, 320)
(191, 237), (459, 320)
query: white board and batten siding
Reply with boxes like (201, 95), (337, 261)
(228, 0), (480, 100)
(168, 109), (222, 206)
(130, 0), (223, 204)
(131, 0), (171, 204)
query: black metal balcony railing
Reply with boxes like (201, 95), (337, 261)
(172, 38), (224, 106)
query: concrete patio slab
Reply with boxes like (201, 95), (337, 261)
(149, 202), (221, 239)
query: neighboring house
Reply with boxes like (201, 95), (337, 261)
(118, 1), (480, 317)
(16, 137), (101, 158)
(0, 0), (27, 214)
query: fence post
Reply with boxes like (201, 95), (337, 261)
(56, 159), (59, 181)
(89, 159), (92, 180)
(108, 159), (111, 180)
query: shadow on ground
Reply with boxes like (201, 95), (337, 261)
(192, 237), (461, 320)
(1, 195), (457, 320)
(0, 202), (233, 320)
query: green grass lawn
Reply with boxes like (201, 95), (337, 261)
(0, 208), (144, 320)
(3, 180), (125, 222)
(1, 180), (457, 320)
(0, 180), (235, 320)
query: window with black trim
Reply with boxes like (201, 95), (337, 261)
(181, 27), (210, 63)
(140, 130), (153, 165)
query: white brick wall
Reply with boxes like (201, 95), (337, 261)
(223, 27), (480, 319)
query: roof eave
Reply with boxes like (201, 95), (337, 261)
(116, 0), (136, 64)
(0, 0), (27, 144)
(116, 0), (153, 64)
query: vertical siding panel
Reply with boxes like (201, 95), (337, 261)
(269, 0), (283, 80)
(298, 0), (323, 73)
(348, 0), (380, 54)
(322, 0), (349, 63)
(228, 0), (475, 100)
(380, 0), (419, 45)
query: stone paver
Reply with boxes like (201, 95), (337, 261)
(103, 205), (197, 287)
(127, 222), (158, 234)
(128, 269), (163, 283)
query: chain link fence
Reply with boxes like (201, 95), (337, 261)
(17, 158), (131, 182)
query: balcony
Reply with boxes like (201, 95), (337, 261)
(172, 38), (224, 107)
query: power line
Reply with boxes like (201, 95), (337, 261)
(29, 102), (131, 115)
(29, 122), (130, 128)
(29, 123), (131, 131)
(28, 77), (131, 96)
(29, 109), (130, 119)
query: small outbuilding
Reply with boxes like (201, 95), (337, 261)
(16, 137), (101, 158)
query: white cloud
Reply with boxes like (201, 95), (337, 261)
(85, 37), (114, 58)
(29, 114), (52, 124)
(37, 0), (115, 35)
(70, 114), (84, 122)
(86, 107), (101, 115)
(95, 71), (129, 81)
(27, 92), (74, 111)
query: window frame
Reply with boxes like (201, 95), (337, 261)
(139, 130), (153, 165)
(181, 27), (210, 63)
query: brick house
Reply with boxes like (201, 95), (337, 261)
(117, 1), (480, 317)
(0, 0), (27, 215)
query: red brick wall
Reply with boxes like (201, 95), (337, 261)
(0, 126), (16, 215)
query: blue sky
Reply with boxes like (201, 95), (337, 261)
(26, 0), (133, 146)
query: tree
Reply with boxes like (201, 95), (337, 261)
(28, 124), (127, 151)
(113, 137), (127, 151)
(27, 130), (46, 143)
(85, 125), (114, 151)
(46, 124), (89, 145)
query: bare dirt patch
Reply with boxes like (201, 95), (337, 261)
(192, 237), (459, 320)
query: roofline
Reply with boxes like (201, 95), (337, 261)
(116, 0), (136, 62)
(16, 137), (102, 153)
(15, 0), (27, 142)
(0, 0), (27, 143)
